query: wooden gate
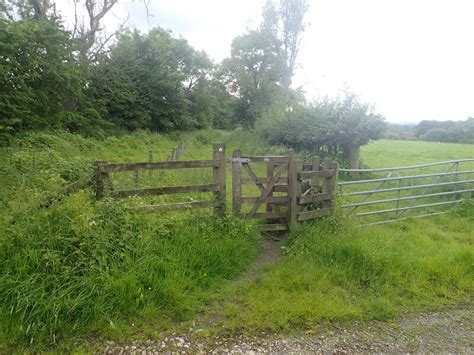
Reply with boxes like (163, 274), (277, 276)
(231, 149), (338, 232)
(231, 149), (290, 232)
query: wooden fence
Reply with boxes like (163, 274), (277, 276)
(93, 143), (226, 216)
(94, 144), (338, 231)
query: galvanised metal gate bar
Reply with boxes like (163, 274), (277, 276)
(337, 158), (474, 226)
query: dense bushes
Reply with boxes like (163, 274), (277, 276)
(0, 19), (105, 133)
(416, 118), (474, 144)
(0, 16), (234, 135)
(257, 94), (386, 168)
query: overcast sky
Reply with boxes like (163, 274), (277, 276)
(58, 0), (474, 123)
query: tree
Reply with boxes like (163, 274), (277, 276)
(221, 0), (308, 128)
(259, 93), (386, 172)
(278, 0), (308, 89)
(0, 18), (100, 132)
(89, 28), (216, 131)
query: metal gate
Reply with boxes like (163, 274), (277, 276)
(337, 158), (474, 226)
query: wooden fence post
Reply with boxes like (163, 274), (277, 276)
(266, 158), (274, 213)
(332, 160), (339, 212)
(148, 149), (153, 178)
(295, 159), (304, 218)
(93, 160), (108, 200)
(232, 149), (242, 216)
(213, 143), (226, 216)
(322, 158), (333, 211)
(287, 149), (298, 230)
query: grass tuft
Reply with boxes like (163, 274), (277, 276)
(222, 209), (473, 331)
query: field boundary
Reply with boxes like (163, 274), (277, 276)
(93, 143), (226, 216)
(94, 145), (473, 229)
(338, 158), (474, 226)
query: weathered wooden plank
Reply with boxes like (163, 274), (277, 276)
(247, 211), (288, 219)
(232, 149), (242, 216)
(322, 159), (333, 210)
(111, 183), (219, 198)
(99, 159), (217, 172)
(241, 196), (287, 205)
(273, 185), (288, 192)
(298, 170), (335, 180)
(242, 163), (266, 192)
(266, 158), (275, 213)
(258, 224), (288, 232)
(137, 200), (215, 211)
(287, 149), (298, 229)
(213, 143), (226, 216)
(241, 156), (289, 163)
(242, 177), (288, 184)
(297, 208), (332, 221)
(248, 162), (288, 218)
(298, 193), (333, 205)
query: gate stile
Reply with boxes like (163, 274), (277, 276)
(231, 149), (339, 232)
(231, 150), (291, 232)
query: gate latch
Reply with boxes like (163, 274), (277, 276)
(229, 157), (250, 163)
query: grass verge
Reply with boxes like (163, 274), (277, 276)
(220, 203), (473, 332)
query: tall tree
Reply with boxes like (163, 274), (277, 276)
(221, 0), (309, 128)
(278, 0), (308, 89)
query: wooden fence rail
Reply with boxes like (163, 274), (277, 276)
(94, 143), (226, 216)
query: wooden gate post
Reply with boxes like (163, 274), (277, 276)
(93, 160), (109, 200)
(287, 149), (298, 230)
(322, 158), (334, 210)
(213, 143), (226, 216)
(232, 149), (242, 216)
(266, 158), (274, 213)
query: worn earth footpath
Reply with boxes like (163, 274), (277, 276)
(101, 239), (474, 354)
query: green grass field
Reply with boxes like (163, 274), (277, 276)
(361, 139), (474, 167)
(0, 131), (472, 351)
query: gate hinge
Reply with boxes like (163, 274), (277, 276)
(228, 157), (250, 163)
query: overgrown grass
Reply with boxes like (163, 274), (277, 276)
(0, 191), (260, 349)
(0, 129), (262, 350)
(221, 204), (473, 331)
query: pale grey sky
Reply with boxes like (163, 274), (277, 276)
(57, 0), (474, 123)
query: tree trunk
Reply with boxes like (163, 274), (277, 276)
(344, 144), (360, 178)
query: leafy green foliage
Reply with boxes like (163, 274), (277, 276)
(88, 28), (231, 132)
(0, 194), (259, 346)
(258, 93), (386, 159)
(415, 118), (474, 144)
(0, 130), (261, 348)
(0, 18), (103, 133)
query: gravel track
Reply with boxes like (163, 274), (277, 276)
(103, 306), (473, 353)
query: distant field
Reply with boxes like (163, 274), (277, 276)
(361, 139), (474, 168)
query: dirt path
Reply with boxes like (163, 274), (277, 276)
(103, 306), (473, 353)
(101, 240), (473, 353)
